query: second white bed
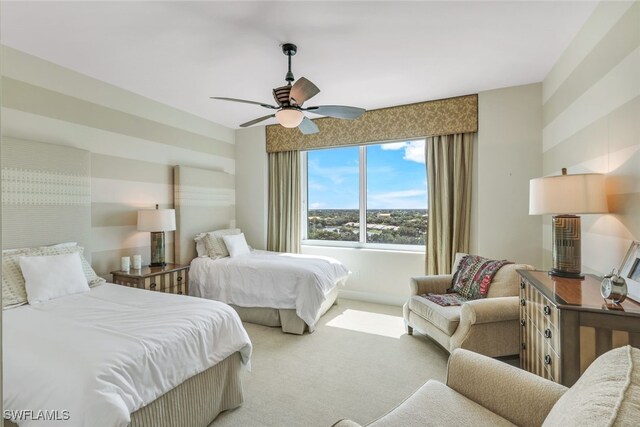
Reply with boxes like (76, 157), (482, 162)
(3, 283), (252, 427)
(189, 250), (350, 332)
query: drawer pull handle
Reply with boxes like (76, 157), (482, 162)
(544, 329), (552, 339)
(520, 299), (526, 306)
(544, 354), (552, 365)
(520, 281), (525, 289)
(521, 342), (526, 350)
(150, 283), (157, 289)
(543, 305), (551, 315)
(177, 276), (183, 282)
(520, 319), (526, 327)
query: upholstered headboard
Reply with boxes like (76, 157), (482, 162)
(173, 165), (235, 265)
(1, 137), (92, 256)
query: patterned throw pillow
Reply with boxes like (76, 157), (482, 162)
(2, 249), (31, 309)
(202, 229), (241, 258)
(451, 255), (511, 300)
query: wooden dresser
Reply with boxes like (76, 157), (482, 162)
(518, 270), (640, 387)
(111, 263), (189, 295)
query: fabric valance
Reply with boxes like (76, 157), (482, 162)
(265, 94), (477, 153)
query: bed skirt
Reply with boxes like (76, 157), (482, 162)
(3, 352), (244, 427)
(230, 286), (339, 335)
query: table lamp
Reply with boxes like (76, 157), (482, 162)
(137, 204), (176, 267)
(529, 168), (608, 279)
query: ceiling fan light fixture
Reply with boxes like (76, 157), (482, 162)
(276, 108), (304, 128)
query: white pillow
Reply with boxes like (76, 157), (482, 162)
(31, 245), (105, 287)
(20, 252), (90, 304)
(203, 228), (242, 258)
(223, 233), (251, 258)
(194, 233), (209, 257)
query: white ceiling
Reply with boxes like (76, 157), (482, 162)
(1, 1), (597, 130)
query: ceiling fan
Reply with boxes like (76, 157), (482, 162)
(211, 43), (366, 135)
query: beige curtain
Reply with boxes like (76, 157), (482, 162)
(426, 133), (474, 274)
(267, 150), (301, 253)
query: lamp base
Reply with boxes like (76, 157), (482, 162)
(150, 231), (166, 267)
(548, 269), (584, 280)
(551, 215), (584, 280)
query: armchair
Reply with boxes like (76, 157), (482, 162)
(333, 346), (640, 427)
(403, 253), (533, 357)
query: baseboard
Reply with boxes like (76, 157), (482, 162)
(338, 289), (406, 307)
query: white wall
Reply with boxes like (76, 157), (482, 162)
(541, 1), (639, 276)
(1, 46), (236, 276)
(302, 246), (424, 306)
(235, 127), (269, 249)
(235, 83), (543, 305)
(474, 83), (543, 268)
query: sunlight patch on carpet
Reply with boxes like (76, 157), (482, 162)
(325, 309), (405, 338)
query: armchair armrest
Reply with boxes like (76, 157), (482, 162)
(331, 420), (362, 427)
(460, 296), (520, 325)
(446, 349), (567, 427)
(409, 274), (453, 296)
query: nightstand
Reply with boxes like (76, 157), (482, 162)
(111, 263), (189, 295)
(518, 270), (640, 387)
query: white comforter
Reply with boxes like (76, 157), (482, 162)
(190, 251), (350, 328)
(3, 283), (252, 427)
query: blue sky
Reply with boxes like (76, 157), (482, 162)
(307, 140), (427, 210)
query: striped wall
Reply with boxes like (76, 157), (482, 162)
(0, 45), (236, 277)
(542, 1), (640, 276)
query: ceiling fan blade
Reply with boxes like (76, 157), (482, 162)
(298, 117), (319, 135)
(211, 97), (278, 110)
(289, 77), (320, 106)
(239, 114), (276, 128)
(304, 105), (365, 120)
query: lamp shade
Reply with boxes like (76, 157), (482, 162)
(275, 108), (304, 128)
(137, 208), (176, 232)
(529, 172), (608, 215)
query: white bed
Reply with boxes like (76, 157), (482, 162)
(189, 250), (350, 333)
(3, 283), (252, 427)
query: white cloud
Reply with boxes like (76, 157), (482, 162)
(380, 141), (408, 151)
(368, 188), (427, 209)
(403, 140), (426, 164)
(379, 140), (425, 164)
(307, 159), (358, 185)
(309, 202), (324, 209)
(308, 181), (327, 191)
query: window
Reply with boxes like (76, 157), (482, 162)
(303, 140), (427, 249)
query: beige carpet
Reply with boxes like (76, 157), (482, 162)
(212, 299), (449, 427)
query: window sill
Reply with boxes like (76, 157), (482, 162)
(301, 240), (425, 253)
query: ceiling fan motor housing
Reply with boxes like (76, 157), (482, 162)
(273, 85), (292, 107)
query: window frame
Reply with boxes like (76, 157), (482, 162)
(301, 139), (427, 253)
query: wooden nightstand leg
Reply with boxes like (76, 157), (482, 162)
(561, 311), (580, 387)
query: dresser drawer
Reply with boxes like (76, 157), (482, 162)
(112, 276), (142, 288)
(111, 264), (190, 297)
(143, 275), (171, 291)
(540, 315), (560, 355)
(541, 341), (560, 381)
(522, 280), (559, 329)
(161, 285), (187, 295)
